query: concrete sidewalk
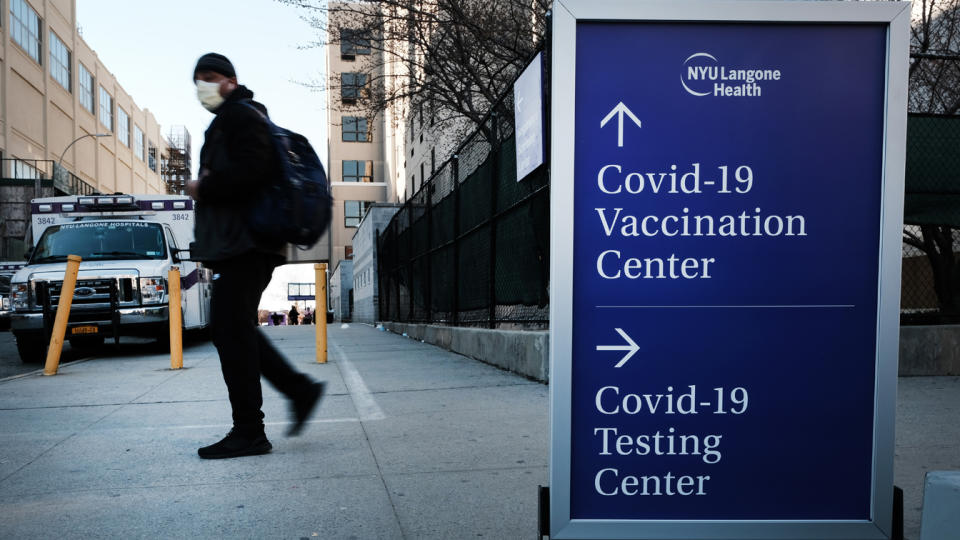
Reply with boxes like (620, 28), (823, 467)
(0, 324), (546, 539)
(0, 323), (957, 539)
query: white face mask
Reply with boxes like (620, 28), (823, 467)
(196, 80), (225, 112)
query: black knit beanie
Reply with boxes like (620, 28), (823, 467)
(193, 53), (236, 80)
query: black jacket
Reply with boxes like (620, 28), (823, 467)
(191, 85), (284, 263)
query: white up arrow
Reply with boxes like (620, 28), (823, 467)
(600, 102), (642, 148)
(596, 328), (640, 368)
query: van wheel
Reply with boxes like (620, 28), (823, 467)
(15, 334), (46, 364)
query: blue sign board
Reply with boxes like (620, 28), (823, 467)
(549, 2), (910, 539)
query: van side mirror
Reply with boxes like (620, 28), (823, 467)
(171, 248), (191, 263)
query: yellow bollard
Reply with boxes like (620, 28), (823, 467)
(44, 254), (82, 376)
(168, 266), (183, 370)
(315, 263), (327, 363)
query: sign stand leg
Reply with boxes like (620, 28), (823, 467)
(893, 485), (904, 540)
(538, 485), (549, 539)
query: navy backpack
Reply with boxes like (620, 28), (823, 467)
(242, 102), (332, 249)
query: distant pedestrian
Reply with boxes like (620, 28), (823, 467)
(186, 53), (324, 460)
(302, 308), (312, 325)
(289, 305), (300, 325)
(270, 312), (283, 326)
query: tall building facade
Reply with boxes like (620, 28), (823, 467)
(1, 0), (169, 194)
(400, 98), (467, 202)
(326, 2), (402, 274)
(1, 0), (173, 259)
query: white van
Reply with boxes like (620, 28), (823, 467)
(8, 194), (212, 363)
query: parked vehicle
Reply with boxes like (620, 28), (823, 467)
(0, 262), (26, 329)
(8, 194), (212, 363)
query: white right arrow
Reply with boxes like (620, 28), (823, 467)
(596, 328), (640, 368)
(600, 102), (642, 148)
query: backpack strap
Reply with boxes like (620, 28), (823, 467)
(236, 99), (272, 127)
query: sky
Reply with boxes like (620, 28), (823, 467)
(76, 0), (329, 175)
(76, 0), (330, 312)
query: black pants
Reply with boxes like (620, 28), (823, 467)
(210, 252), (313, 435)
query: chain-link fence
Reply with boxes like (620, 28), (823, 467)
(378, 92), (550, 328)
(902, 113), (960, 324)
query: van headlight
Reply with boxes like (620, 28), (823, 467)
(140, 277), (167, 304)
(2, 296), (9, 310)
(12, 283), (29, 310)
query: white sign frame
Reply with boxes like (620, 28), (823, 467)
(548, 1), (911, 538)
(514, 52), (546, 182)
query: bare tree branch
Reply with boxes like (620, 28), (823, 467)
(278, 0), (548, 141)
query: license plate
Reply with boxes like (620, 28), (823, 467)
(70, 325), (99, 335)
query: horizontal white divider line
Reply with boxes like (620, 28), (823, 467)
(596, 304), (856, 309)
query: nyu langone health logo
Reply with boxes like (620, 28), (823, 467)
(681, 52), (782, 97)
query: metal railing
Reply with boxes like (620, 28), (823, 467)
(1, 158), (97, 195)
(1, 158), (53, 181)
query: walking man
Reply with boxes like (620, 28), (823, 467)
(187, 53), (324, 459)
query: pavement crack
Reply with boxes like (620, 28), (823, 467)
(0, 359), (196, 487)
(0, 472), (384, 499)
(0, 404), (119, 487)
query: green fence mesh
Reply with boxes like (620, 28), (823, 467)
(378, 111), (549, 328)
(902, 114), (960, 324)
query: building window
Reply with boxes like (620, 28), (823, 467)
(431, 147), (436, 173)
(49, 31), (71, 92)
(134, 126), (144, 160)
(344, 201), (372, 228)
(345, 245), (354, 259)
(117, 109), (130, 147)
(79, 64), (94, 113)
(99, 86), (114, 131)
(341, 73), (367, 102)
(148, 141), (157, 172)
(342, 116), (370, 142)
(342, 160), (373, 183)
(340, 28), (371, 59)
(11, 0), (42, 64)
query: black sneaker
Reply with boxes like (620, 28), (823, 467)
(287, 382), (326, 437)
(198, 429), (272, 459)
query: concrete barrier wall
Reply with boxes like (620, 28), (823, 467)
(383, 323), (960, 381)
(900, 325), (960, 376)
(383, 323), (549, 383)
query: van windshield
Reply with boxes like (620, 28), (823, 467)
(31, 222), (167, 263)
